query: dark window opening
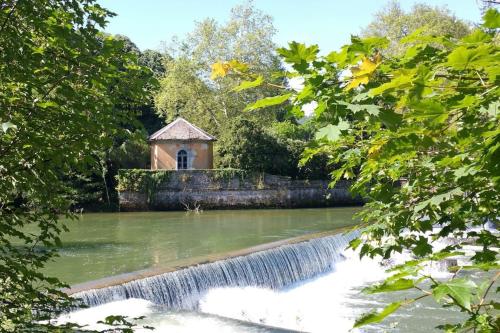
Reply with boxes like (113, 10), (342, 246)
(177, 150), (188, 169)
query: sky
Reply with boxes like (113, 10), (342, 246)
(98, 0), (484, 53)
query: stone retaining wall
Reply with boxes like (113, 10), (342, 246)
(118, 170), (362, 211)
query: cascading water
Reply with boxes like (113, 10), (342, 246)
(73, 230), (360, 310)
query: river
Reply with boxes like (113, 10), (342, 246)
(45, 207), (360, 284)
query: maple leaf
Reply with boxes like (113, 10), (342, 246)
(211, 62), (231, 80)
(345, 54), (381, 91)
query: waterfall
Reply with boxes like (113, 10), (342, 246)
(73, 231), (359, 310)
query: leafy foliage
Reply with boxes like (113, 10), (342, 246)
(215, 117), (330, 179)
(0, 0), (152, 330)
(362, 0), (471, 55)
(155, 1), (285, 136)
(236, 8), (500, 332)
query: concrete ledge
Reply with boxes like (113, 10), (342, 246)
(66, 227), (356, 295)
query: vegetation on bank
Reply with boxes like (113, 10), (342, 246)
(0, 0), (154, 331)
(1, 0), (498, 331)
(212, 6), (500, 332)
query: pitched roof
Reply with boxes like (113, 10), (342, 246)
(149, 117), (216, 142)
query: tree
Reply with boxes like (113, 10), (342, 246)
(0, 0), (152, 330)
(154, 0), (284, 136)
(363, 1), (471, 55)
(220, 8), (499, 332)
(216, 117), (331, 179)
(216, 117), (293, 175)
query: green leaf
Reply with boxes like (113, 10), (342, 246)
(338, 101), (380, 116)
(378, 109), (402, 130)
(454, 166), (477, 181)
(363, 278), (415, 294)
(244, 93), (291, 111)
(277, 42), (319, 71)
(479, 101), (499, 118)
(315, 120), (349, 142)
(369, 69), (415, 96)
(36, 101), (59, 109)
(1, 121), (17, 133)
(353, 302), (401, 328)
(414, 188), (464, 212)
(446, 45), (491, 70)
(432, 278), (477, 310)
(483, 8), (500, 29)
(410, 100), (448, 125)
(296, 84), (313, 101)
(233, 76), (263, 92)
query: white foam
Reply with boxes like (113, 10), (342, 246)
(55, 298), (154, 331)
(199, 249), (388, 332)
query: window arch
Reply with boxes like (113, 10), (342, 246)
(177, 149), (188, 170)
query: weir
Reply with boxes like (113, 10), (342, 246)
(73, 230), (360, 310)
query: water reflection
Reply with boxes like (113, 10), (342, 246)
(43, 207), (360, 284)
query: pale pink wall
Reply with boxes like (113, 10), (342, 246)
(150, 141), (213, 170)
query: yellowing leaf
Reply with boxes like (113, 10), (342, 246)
(211, 62), (231, 80)
(345, 75), (369, 91)
(345, 54), (382, 91)
(351, 56), (380, 77)
(368, 138), (388, 157)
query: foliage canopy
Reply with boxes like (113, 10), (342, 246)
(154, 1), (285, 136)
(362, 1), (471, 55)
(219, 8), (500, 332)
(0, 0), (152, 330)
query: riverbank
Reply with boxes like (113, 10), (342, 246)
(117, 169), (363, 211)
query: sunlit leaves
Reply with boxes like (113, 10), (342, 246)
(277, 42), (319, 71)
(446, 45), (492, 70)
(414, 188), (464, 213)
(408, 100), (448, 125)
(433, 278), (477, 311)
(210, 60), (249, 80)
(338, 101), (380, 116)
(345, 54), (382, 91)
(211, 62), (231, 79)
(353, 302), (402, 328)
(256, 8), (500, 332)
(233, 75), (264, 92)
(244, 93), (291, 111)
(483, 8), (500, 29)
(363, 278), (416, 294)
(1, 122), (17, 133)
(368, 69), (415, 96)
(315, 120), (349, 141)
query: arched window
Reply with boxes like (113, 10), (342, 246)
(177, 150), (188, 170)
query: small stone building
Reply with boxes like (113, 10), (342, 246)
(149, 117), (216, 170)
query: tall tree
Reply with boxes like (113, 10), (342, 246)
(222, 7), (500, 332)
(363, 1), (471, 54)
(0, 0), (152, 330)
(154, 1), (284, 136)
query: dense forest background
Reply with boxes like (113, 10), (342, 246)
(74, 1), (474, 211)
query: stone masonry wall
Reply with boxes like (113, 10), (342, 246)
(118, 170), (362, 211)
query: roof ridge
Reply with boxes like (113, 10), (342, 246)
(148, 117), (216, 141)
(183, 119), (216, 140)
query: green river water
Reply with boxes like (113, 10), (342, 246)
(46, 207), (360, 285)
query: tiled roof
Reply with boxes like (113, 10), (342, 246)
(149, 117), (216, 141)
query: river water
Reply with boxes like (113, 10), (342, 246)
(51, 208), (483, 332)
(46, 207), (360, 284)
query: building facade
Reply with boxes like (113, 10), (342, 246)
(149, 118), (216, 170)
